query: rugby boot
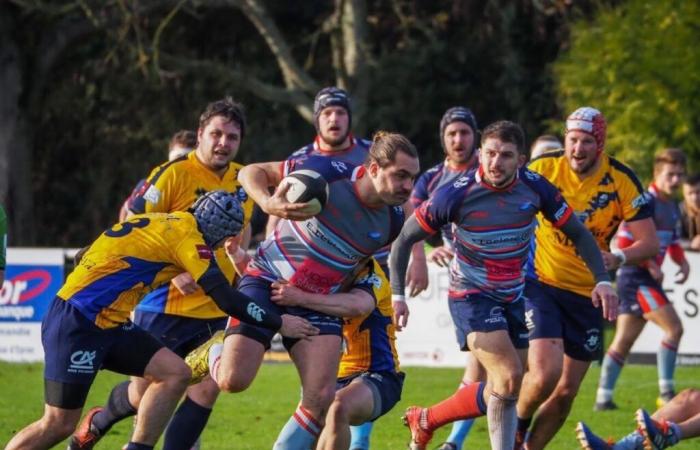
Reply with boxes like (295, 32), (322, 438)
(67, 407), (103, 450)
(576, 421), (614, 450)
(594, 400), (618, 411)
(185, 330), (224, 384)
(635, 409), (679, 450)
(402, 406), (433, 450)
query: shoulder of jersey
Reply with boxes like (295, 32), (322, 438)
(521, 167), (543, 182)
(357, 138), (372, 149)
(426, 163), (443, 174)
(290, 143), (314, 158)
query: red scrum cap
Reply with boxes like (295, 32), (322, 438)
(566, 107), (607, 154)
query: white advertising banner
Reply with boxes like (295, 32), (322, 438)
(631, 251), (700, 364)
(0, 248), (65, 362)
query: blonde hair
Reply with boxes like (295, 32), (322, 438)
(365, 131), (417, 168)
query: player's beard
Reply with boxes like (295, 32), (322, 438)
(320, 129), (350, 148)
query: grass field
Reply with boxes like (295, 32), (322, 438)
(1, 362), (698, 449)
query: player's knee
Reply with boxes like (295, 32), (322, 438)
(41, 414), (79, 440)
(666, 322), (683, 343)
(527, 367), (559, 395)
(552, 382), (579, 404)
(326, 398), (350, 424)
(676, 388), (700, 407)
(218, 373), (253, 393)
(492, 367), (523, 397)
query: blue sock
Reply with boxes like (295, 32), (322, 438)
(349, 422), (373, 450)
(93, 381), (137, 434)
(125, 443), (153, 450)
(657, 340), (678, 397)
(273, 405), (321, 450)
(596, 350), (625, 403)
(444, 419), (475, 450)
(162, 396), (212, 450)
(614, 430), (644, 449)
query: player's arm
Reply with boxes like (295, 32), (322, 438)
(270, 281), (375, 318)
(224, 234), (250, 276)
(389, 216), (432, 299)
(403, 200), (429, 297)
(197, 268), (318, 338)
(602, 217), (659, 271)
(238, 161), (313, 220)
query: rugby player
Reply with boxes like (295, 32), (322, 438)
(390, 120), (615, 450)
(4, 191), (317, 450)
(577, 388), (700, 449)
(409, 106), (483, 450)
(516, 107), (659, 449)
(595, 148), (688, 411)
(187, 131), (419, 450)
(70, 98), (254, 450)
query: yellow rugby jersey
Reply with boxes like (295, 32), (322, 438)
(57, 213), (222, 329)
(338, 261), (401, 378)
(129, 151), (254, 318)
(527, 152), (652, 297)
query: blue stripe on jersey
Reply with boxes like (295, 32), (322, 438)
(134, 283), (169, 313)
(65, 256), (169, 321)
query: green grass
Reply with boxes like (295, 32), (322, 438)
(1, 362), (698, 449)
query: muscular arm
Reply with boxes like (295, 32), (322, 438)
(559, 216), (611, 283)
(271, 282), (375, 318)
(389, 216), (432, 297)
(605, 217), (660, 270)
(238, 161), (314, 220)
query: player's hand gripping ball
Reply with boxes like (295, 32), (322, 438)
(281, 169), (329, 216)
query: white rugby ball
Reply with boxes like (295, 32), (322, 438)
(282, 169), (329, 216)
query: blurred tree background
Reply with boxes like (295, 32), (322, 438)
(2, 0), (694, 247)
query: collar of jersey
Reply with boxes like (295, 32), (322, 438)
(475, 165), (519, 191)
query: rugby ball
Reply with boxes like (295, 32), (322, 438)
(282, 169), (329, 216)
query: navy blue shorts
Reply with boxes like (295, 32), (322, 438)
(226, 275), (343, 350)
(133, 310), (227, 358)
(617, 269), (670, 317)
(525, 279), (603, 361)
(448, 294), (529, 351)
(42, 297), (163, 408)
(336, 371), (405, 421)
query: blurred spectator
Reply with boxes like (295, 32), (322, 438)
(680, 173), (700, 251)
(530, 134), (562, 160)
(118, 130), (197, 221)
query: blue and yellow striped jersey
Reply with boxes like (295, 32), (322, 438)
(128, 151), (253, 318)
(57, 212), (222, 329)
(527, 152), (652, 297)
(338, 261), (400, 377)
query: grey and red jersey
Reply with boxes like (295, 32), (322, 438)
(415, 166), (573, 303)
(617, 183), (684, 273)
(247, 155), (404, 294)
(410, 159), (478, 246)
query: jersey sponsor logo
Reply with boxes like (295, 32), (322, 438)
(143, 184), (161, 204)
(631, 192), (652, 209)
(246, 302), (265, 322)
(453, 176), (470, 188)
(69, 350), (97, 373)
(357, 272), (382, 289)
(331, 161), (348, 173)
(196, 245), (213, 260)
(304, 221), (358, 260)
(524, 170), (540, 181)
(484, 257), (522, 282)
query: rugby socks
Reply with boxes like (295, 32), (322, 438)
(208, 343), (223, 383)
(162, 396), (211, 450)
(124, 443), (153, 450)
(443, 380), (477, 450)
(614, 430), (644, 450)
(596, 349), (625, 403)
(657, 340), (678, 398)
(273, 405), (322, 449)
(444, 419), (475, 450)
(426, 382), (487, 430)
(516, 416), (532, 434)
(92, 381), (137, 434)
(349, 422), (373, 450)
(486, 392), (518, 450)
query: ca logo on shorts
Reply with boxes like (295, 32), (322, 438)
(69, 350), (97, 372)
(525, 309), (535, 331)
(247, 302), (265, 322)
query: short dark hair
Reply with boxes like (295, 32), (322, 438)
(654, 148), (687, 176)
(481, 121), (526, 156)
(199, 97), (247, 139)
(685, 173), (700, 187)
(365, 131), (418, 168)
(169, 130), (197, 151)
